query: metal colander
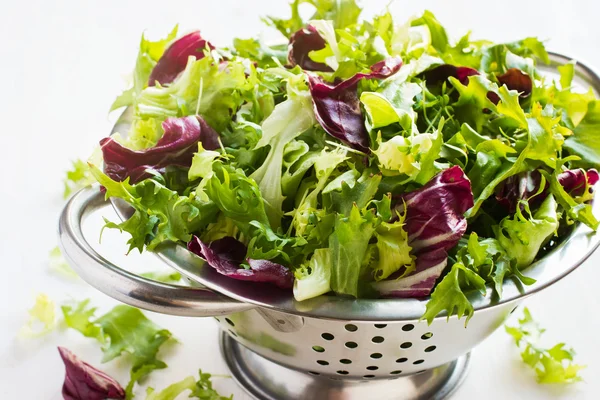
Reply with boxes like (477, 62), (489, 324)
(59, 52), (600, 400)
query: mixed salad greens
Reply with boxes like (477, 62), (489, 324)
(84, 0), (600, 323)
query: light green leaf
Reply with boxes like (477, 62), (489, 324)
(294, 248), (332, 301)
(19, 294), (57, 338)
(329, 205), (377, 297)
(505, 307), (585, 384)
(49, 246), (79, 280)
(251, 90), (316, 228)
(361, 82), (421, 131)
(63, 159), (95, 199)
(188, 143), (221, 181)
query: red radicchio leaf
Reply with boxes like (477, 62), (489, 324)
(58, 347), (125, 400)
(148, 31), (214, 86)
(307, 57), (402, 153)
(187, 236), (294, 289)
(375, 166), (474, 298)
(496, 168), (599, 212)
(497, 68), (533, 98)
(288, 25), (333, 72)
(421, 64), (480, 85)
(100, 115), (219, 183)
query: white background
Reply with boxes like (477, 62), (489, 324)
(1, 0), (600, 399)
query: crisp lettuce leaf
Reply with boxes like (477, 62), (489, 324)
(250, 88), (316, 228)
(496, 195), (559, 268)
(505, 308), (585, 384)
(62, 301), (173, 398)
(565, 100), (600, 168)
(329, 205), (377, 297)
(294, 248), (332, 301)
(91, 164), (218, 252)
(63, 159), (95, 199)
(111, 26), (178, 111)
(371, 216), (413, 281)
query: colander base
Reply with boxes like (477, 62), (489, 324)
(220, 331), (470, 400)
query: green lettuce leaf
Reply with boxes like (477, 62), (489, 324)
(565, 100), (600, 168)
(136, 55), (249, 132)
(62, 301), (173, 398)
(91, 164), (219, 252)
(293, 248), (332, 301)
(63, 159), (95, 199)
(190, 370), (233, 400)
(496, 195), (559, 268)
(329, 205), (377, 297)
(111, 26), (178, 111)
(421, 261), (486, 326)
(370, 215), (414, 281)
(49, 246), (79, 280)
(361, 82), (421, 131)
(250, 88), (316, 228)
(505, 308), (585, 384)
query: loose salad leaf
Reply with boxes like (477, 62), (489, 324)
(58, 347), (126, 400)
(19, 294), (57, 338)
(506, 308), (585, 384)
(49, 246), (79, 280)
(61, 301), (173, 398)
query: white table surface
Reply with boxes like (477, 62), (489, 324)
(1, 0), (600, 398)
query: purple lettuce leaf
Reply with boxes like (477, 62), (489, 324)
(148, 31), (214, 86)
(421, 64), (479, 85)
(375, 166), (474, 298)
(496, 68), (533, 98)
(288, 25), (333, 72)
(58, 347), (125, 400)
(187, 236), (294, 289)
(100, 115), (219, 183)
(307, 57), (403, 153)
(496, 168), (599, 212)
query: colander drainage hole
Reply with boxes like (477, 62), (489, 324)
(413, 359), (424, 365)
(372, 336), (384, 343)
(321, 333), (334, 341)
(421, 332), (433, 340)
(370, 353), (382, 359)
(308, 371), (320, 376)
(400, 342), (412, 349)
(345, 324), (358, 332)
(396, 357), (408, 363)
(363, 375), (375, 379)
(317, 360), (329, 366)
(340, 359), (352, 364)
(425, 345), (437, 353)
(366, 366), (378, 371)
(402, 324), (414, 332)
(374, 324), (387, 329)
(312, 345), (325, 353)
(277, 319), (285, 324)
(390, 370), (402, 375)
(337, 370), (349, 375)
(225, 318), (235, 327)
(345, 341), (358, 349)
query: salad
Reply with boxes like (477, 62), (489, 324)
(89, 0), (600, 323)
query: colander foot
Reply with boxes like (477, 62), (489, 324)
(220, 331), (470, 400)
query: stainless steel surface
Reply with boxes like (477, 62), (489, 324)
(215, 301), (517, 380)
(58, 185), (254, 316)
(220, 331), (471, 400)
